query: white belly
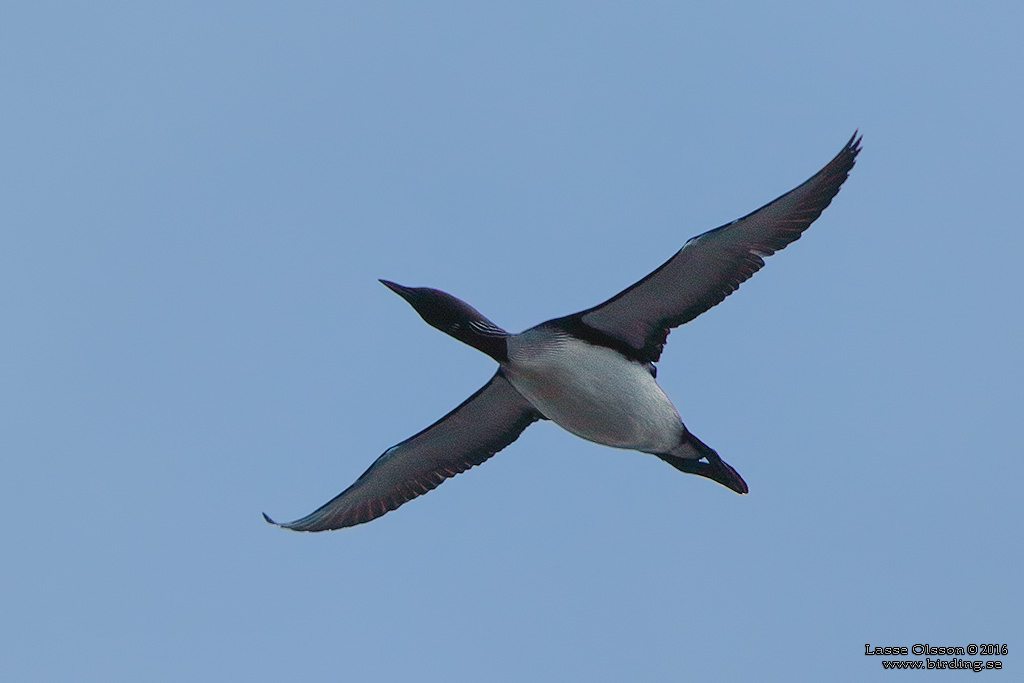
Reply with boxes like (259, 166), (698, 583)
(504, 330), (684, 454)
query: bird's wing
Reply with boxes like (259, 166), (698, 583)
(264, 371), (542, 532)
(574, 133), (861, 362)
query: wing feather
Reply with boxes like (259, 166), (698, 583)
(264, 371), (542, 532)
(577, 133), (861, 361)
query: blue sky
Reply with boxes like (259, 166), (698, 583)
(3, 3), (1021, 681)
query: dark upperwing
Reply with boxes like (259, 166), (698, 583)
(571, 133), (861, 363)
(264, 371), (542, 531)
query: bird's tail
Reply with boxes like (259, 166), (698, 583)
(656, 430), (748, 494)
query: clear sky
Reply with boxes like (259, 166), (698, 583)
(3, 3), (1021, 681)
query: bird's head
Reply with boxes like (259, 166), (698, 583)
(380, 280), (509, 362)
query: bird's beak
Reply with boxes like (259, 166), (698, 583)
(379, 279), (415, 301)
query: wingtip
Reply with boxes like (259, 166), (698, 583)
(262, 510), (325, 532)
(847, 129), (863, 155)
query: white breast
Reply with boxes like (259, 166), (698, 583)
(504, 328), (684, 454)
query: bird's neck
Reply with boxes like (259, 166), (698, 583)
(450, 318), (509, 363)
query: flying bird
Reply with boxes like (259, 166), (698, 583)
(264, 133), (861, 532)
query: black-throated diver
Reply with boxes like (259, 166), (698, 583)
(264, 133), (861, 531)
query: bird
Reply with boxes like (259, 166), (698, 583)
(264, 133), (861, 532)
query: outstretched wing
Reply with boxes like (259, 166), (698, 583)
(575, 133), (861, 362)
(264, 371), (542, 532)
